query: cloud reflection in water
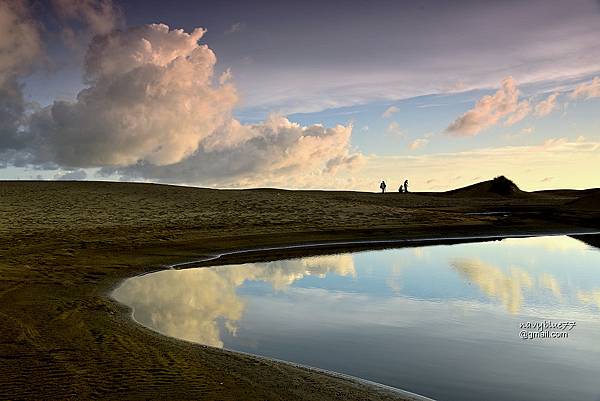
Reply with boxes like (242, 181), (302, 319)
(112, 254), (355, 347)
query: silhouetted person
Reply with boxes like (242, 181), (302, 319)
(404, 179), (409, 193)
(398, 185), (403, 193)
(380, 180), (387, 193)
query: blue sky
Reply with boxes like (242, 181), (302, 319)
(287, 84), (600, 156)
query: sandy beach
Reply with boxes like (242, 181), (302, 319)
(1, 180), (599, 400)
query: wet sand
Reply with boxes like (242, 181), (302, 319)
(1, 180), (599, 400)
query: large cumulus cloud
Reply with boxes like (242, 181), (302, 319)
(24, 24), (237, 167)
(2, 21), (362, 185)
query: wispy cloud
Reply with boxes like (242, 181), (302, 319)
(386, 121), (404, 137)
(55, 169), (87, 180)
(504, 100), (531, 126)
(382, 105), (399, 118)
(408, 132), (433, 150)
(225, 21), (245, 34)
(534, 92), (559, 117)
(409, 138), (429, 150)
(570, 76), (600, 99)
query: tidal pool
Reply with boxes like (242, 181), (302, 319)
(113, 235), (600, 401)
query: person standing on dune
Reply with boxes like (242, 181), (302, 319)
(404, 179), (409, 193)
(380, 181), (387, 193)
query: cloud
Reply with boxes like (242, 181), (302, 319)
(408, 132), (433, 150)
(55, 169), (87, 180)
(570, 76), (600, 99)
(20, 24), (236, 167)
(0, 79), (26, 151)
(52, 0), (123, 45)
(112, 254), (355, 347)
(408, 138), (429, 150)
(538, 137), (568, 149)
(539, 273), (562, 299)
(451, 258), (533, 313)
(534, 92), (559, 117)
(225, 22), (245, 34)
(0, 0), (42, 154)
(382, 105), (399, 118)
(386, 121), (403, 137)
(503, 99), (531, 126)
(445, 77), (531, 136)
(101, 115), (363, 186)
(577, 289), (600, 309)
(1, 23), (362, 186)
(0, 0), (41, 84)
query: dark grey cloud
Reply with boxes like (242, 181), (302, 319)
(0, 0), (42, 165)
(0, 79), (26, 150)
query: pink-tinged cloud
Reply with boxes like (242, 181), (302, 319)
(570, 77), (600, 99)
(445, 77), (530, 136)
(534, 93), (559, 117)
(27, 23), (236, 167)
(504, 100), (530, 126)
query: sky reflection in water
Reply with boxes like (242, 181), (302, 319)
(113, 235), (600, 401)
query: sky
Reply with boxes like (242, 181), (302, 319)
(1, 0), (599, 191)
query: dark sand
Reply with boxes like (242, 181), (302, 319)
(1, 180), (599, 400)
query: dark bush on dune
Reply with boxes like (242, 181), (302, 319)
(489, 176), (520, 196)
(447, 175), (524, 197)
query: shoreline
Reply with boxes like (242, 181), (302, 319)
(110, 228), (600, 401)
(167, 228), (600, 269)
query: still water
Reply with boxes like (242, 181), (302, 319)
(113, 235), (600, 401)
